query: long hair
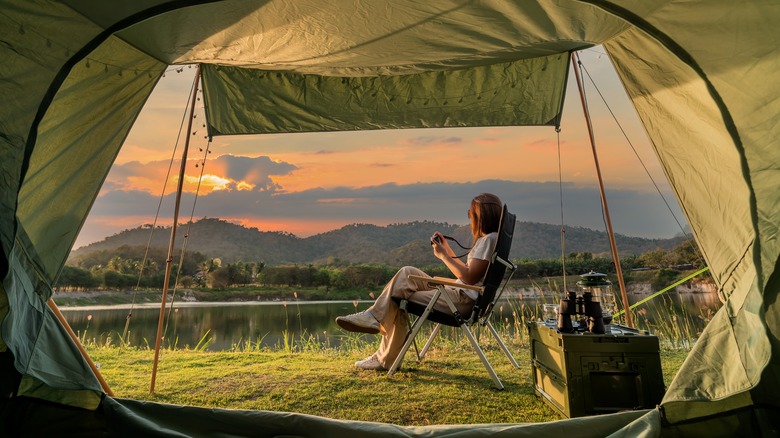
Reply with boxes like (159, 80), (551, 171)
(469, 193), (502, 240)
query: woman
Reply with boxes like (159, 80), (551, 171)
(336, 193), (503, 370)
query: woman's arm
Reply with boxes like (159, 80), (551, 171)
(432, 240), (490, 285)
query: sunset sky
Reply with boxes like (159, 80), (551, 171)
(76, 49), (688, 249)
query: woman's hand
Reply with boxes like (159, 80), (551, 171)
(430, 232), (454, 258)
(431, 239), (447, 260)
(430, 232), (444, 259)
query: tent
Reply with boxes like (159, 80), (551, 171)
(1, 0), (779, 436)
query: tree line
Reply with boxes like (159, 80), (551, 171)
(56, 239), (705, 292)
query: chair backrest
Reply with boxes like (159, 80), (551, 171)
(471, 204), (516, 321)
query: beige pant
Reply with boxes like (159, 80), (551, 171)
(368, 266), (475, 368)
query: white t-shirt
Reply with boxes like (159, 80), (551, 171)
(456, 232), (497, 300)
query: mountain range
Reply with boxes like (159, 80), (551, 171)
(69, 218), (686, 267)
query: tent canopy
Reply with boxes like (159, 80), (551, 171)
(2, 0), (779, 436)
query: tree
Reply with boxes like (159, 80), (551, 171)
(667, 239), (705, 268)
(56, 265), (99, 291)
(620, 254), (641, 271)
(107, 256), (125, 273)
(514, 260), (539, 278)
(103, 270), (134, 290)
(209, 267), (231, 289)
(652, 268), (680, 290)
(639, 249), (668, 269)
(177, 275), (194, 288)
(255, 261), (266, 280)
(198, 258), (221, 278)
(226, 261), (254, 286)
(138, 258), (160, 277)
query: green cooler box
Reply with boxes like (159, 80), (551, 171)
(528, 322), (665, 418)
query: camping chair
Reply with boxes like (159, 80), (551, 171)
(387, 204), (520, 390)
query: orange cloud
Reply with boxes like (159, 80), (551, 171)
(105, 155), (297, 195)
(236, 181), (256, 191)
(184, 174), (231, 192)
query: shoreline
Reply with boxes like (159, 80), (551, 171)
(53, 282), (718, 309)
(56, 299), (375, 311)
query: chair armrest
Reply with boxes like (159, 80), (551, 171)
(408, 274), (484, 292)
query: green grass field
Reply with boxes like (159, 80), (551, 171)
(87, 340), (689, 426)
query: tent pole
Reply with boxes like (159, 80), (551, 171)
(571, 52), (634, 328)
(150, 65), (201, 394)
(47, 300), (114, 396)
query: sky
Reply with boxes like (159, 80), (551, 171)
(75, 49), (689, 249)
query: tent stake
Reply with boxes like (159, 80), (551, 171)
(48, 300), (114, 396)
(571, 52), (634, 328)
(150, 65), (201, 394)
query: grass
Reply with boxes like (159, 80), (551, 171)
(627, 294), (714, 350)
(86, 334), (690, 426)
(69, 274), (706, 425)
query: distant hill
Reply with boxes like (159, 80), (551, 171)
(68, 217), (686, 268)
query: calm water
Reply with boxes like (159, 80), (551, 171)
(61, 301), (376, 351)
(61, 292), (722, 351)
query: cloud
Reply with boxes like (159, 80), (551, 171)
(103, 155), (298, 195)
(79, 179), (687, 248)
(527, 139), (550, 147)
(212, 154), (297, 191)
(404, 136), (463, 146)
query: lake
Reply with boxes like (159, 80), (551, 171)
(60, 291), (722, 351)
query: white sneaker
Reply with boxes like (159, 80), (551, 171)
(336, 311), (380, 334)
(355, 354), (385, 370)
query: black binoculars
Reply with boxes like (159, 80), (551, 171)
(557, 291), (606, 334)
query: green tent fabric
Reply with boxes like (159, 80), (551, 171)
(200, 55), (569, 135)
(1, 0), (779, 436)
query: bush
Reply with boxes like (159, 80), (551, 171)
(652, 268), (680, 290)
(103, 270), (135, 290)
(209, 267), (231, 289)
(57, 265), (100, 290)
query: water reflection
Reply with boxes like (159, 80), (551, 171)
(60, 292), (722, 351)
(62, 301), (376, 351)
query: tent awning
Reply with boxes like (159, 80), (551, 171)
(201, 55), (570, 136)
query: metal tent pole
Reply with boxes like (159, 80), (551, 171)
(150, 65), (201, 393)
(571, 52), (634, 328)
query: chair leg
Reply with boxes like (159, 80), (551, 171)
(387, 288), (442, 375)
(438, 290), (504, 390)
(387, 288), (509, 390)
(461, 324), (504, 390)
(418, 323), (441, 361)
(485, 320), (520, 369)
(399, 301), (421, 360)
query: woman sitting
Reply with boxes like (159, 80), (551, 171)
(336, 193), (503, 370)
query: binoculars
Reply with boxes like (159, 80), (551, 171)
(557, 291), (606, 334)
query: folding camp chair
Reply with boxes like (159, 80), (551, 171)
(387, 204), (520, 390)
